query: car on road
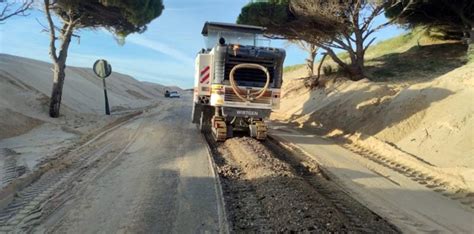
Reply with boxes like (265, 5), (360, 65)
(169, 91), (180, 98)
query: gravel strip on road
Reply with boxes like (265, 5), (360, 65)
(206, 135), (400, 233)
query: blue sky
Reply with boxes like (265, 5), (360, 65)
(0, 0), (404, 88)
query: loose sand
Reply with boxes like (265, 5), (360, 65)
(273, 62), (474, 190)
(0, 54), (168, 189)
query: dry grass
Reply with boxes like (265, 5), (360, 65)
(284, 64), (305, 73)
(284, 28), (468, 83)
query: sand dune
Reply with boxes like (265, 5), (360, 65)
(0, 54), (171, 188)
(274, 62), (474, 188)
(0, 54), (170, 138)
(0, 54), (166, 114)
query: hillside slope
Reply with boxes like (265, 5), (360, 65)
(0, 54), (167, 139)
(273, 36), (473, 187)
(0, 54), (171, 188)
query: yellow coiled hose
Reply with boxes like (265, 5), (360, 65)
(229, 63), (270, 102)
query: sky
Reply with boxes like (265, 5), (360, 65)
(0, 0), (405, 88)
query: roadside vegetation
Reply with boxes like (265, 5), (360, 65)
(283, 64), (305, 73)
(238, 0), (473, 85)
(323, 28), (467, 83)
(284, 27), (467, 84)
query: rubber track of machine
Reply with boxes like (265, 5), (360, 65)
(212, 116), (227, 142)
(255, 121), (267, 141)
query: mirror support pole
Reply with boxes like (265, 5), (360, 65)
(103, 78), (110, 115)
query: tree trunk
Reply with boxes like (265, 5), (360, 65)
(49, 62), (66, 117)
(353, 26), (366, 81)
(468, 27), (474, 62)
(306, 54), (315, 76)
(346, 63), (365, 81)
(324, 47), (365, 81)
(311, 53), (328, 88)
(305, 45), (317, 77)
(48, 23), (74, 118)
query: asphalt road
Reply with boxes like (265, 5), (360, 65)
(270, 125), (474, 233)
(4, 92), (471, 233)
(35, 95), (226, 233)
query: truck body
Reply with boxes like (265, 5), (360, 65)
(192, 22), (286, 141)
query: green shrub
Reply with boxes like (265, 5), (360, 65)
(323, 65), (334, 76)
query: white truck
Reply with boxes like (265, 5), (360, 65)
(191, 22), (286, 141)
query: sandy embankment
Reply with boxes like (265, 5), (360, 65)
(274, 62), (474, 190)
(0, 54), (169, 188)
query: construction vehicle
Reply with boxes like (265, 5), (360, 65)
(192, 22), (286, 141)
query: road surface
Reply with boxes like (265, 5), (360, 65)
(2, 93), (472, 233)
(0, 94), (226, 233)
(270, 124), (474, 233)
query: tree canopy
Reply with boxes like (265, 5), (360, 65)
(44, 0), (164, 118)
(385, 0), (473, 40)
(53, 0), (164, 36)
(237, 0), (347, 43)
(238, 0), (389, 81)
(385, 0), (473, 61)
(0, 0), (33, 22)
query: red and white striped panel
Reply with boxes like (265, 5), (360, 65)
(199, 66), (210, 85)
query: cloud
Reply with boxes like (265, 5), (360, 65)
(127, 35), (194, 65)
